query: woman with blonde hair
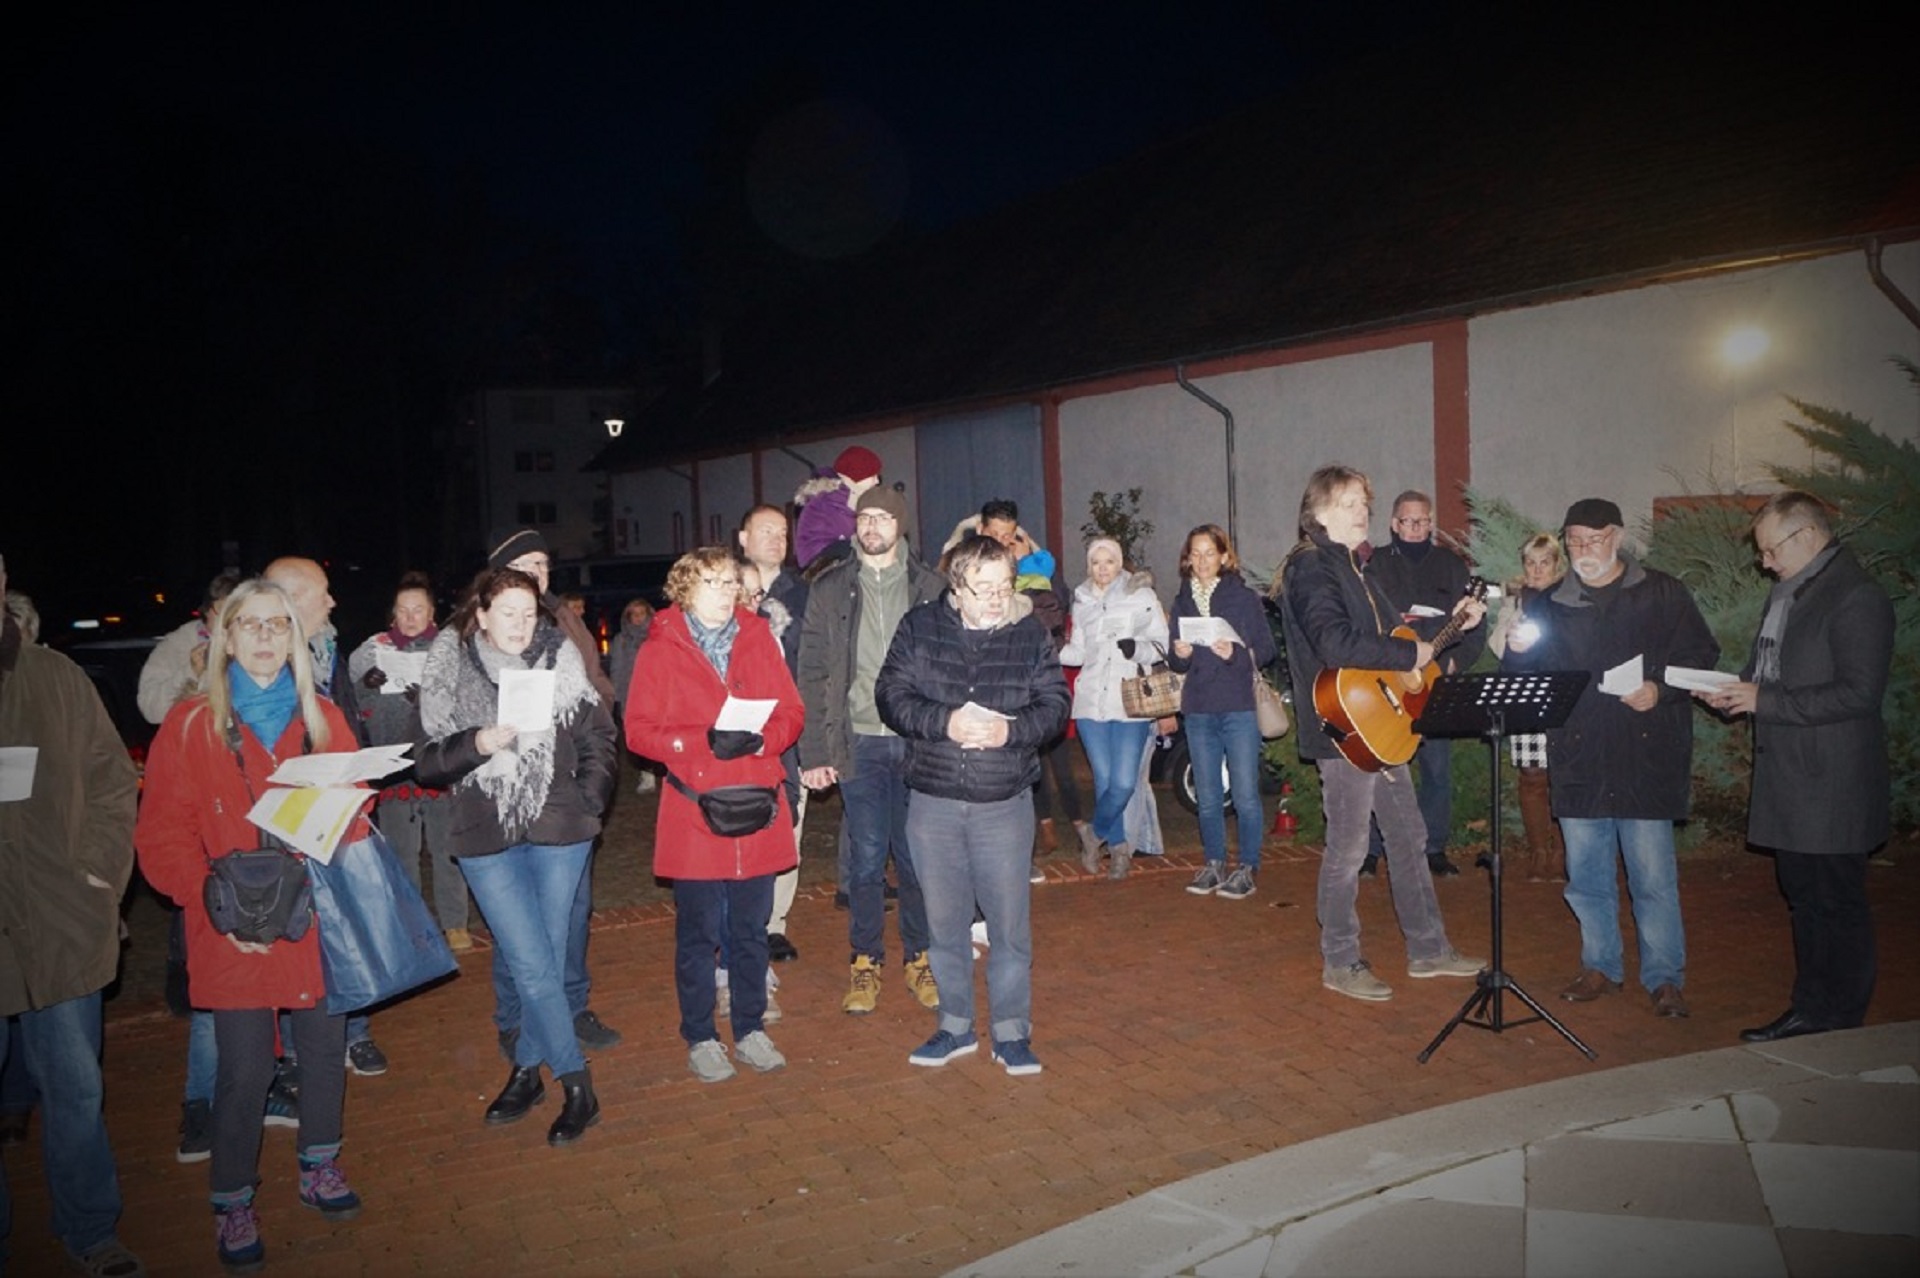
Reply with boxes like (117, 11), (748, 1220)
(136, 578), (366, 1270)
(1489, 532), (1569, 880)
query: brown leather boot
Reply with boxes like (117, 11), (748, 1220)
(1036, 818), (1058, 854)
(1517, 766), (1556, 882)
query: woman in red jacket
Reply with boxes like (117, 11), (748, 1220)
(135, 579), (365, 1272)
(625, 547), (804, 1084)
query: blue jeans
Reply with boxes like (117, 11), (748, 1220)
(673, 877), (775, 1045)
(1185, 709), (1265, 871)
(462, 842), (592, 1077)
(1316, 759), (1451, 968)
(1077, 718), (1153, 847)
(0, 991), (124, 1261)
(1560, 817), (1685, 992)
(842, 734), (928, 963)
(491, 845), (595, 1034)
(909, 793), (1035, 1043)
(185, 1010), (217, 1103)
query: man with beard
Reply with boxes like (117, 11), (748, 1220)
(797, 486), (945, 1015)
(1504, 499), (1718, 1019)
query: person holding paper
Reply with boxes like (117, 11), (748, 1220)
(1278, 468), (1485, 1004)
(349, 572), (469, 952)
(1059, 536), (1169, 879)
(1488, 533), (1570, 882)
(134, 578), (367, 1270)
(876, 534), (1070, 1076)
(1168, 523), (1276, 901)
(416, 567), (617, 1146)
(1504, 498), (1717, 1019)
(625, 548), (803, 1084)
(1699, 491), (1892, 1042)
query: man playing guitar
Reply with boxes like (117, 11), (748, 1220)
(1276, 465), (1487, 1004)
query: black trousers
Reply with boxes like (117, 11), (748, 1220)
(210, 1006), (346, 1197)
(1773, 850), (1876, 1029)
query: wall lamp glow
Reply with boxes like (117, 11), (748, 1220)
(1720, 325), (1769, 367)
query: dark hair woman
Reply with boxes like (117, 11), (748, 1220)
(416, 567), (617, 1146)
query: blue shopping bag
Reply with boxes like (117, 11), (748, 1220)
(307, 828), (459, 1014)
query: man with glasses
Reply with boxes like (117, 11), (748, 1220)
(797, 486), (945, 1015)
(1505, 498), (1717, 1019)
(1700, 491), (1892, 1042)
(877, 535), (1069, 1076)
(1364, 490), (1485, 879)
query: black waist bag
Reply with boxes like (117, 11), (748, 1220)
(204, 847), (313, 944)
(667, 773), (781, 838)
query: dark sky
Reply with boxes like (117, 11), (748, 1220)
(6, 2), (1445, 628)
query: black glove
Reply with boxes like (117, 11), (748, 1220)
(1116, 638), (1137, 660)
(402, 685), (419, 705)
(361, 666), (388, 690)
(708, 728), (764, 760)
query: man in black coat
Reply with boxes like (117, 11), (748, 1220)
(1702, 491), (1892, 1042)
(1506, 498), (1718, 1020)
(1364, 490), (1486, 878)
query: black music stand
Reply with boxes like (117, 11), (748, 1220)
(1411, 670), (1594, 1063)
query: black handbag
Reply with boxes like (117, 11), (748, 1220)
(203, 845), (313, 944)
(666, 773), (782, 837)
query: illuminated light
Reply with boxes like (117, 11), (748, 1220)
(1720, 325), (1769, 366)
(605, 418), (625, 438)
(72, 619), (101, 630)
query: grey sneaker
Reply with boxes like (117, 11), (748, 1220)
(1323, 960), (1393, 1002)
(687, 1039), (736, 1084)
(734, 1030), (787, 1073)
(1408, 949), (1486, 979)
(1186, 863), (1226, 896)
(1216, 865), (1257, 900)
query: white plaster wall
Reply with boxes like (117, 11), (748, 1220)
(610, 468), (697, 556)
(1470, 244), (1920, 535)
(1059, 344), (1434, 590)
(693, 453), (755, 547)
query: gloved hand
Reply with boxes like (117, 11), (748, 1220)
(1116, 638), (1137, 660)
(708, 728), (764, 760)
(361, 666), (388, 690)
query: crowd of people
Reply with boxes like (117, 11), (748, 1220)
(0, 449), (1893, 1274)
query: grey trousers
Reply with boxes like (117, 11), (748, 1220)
(1315, 758), (1452, 969)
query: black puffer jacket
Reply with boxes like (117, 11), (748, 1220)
(875, 595), (1070, 803)
(1504, 553), (1718, 820)
(1278, 533), (1423, 763)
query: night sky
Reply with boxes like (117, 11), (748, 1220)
(6, 2), (1447, 634)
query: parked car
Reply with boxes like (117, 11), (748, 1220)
(57, 634), (162, 776)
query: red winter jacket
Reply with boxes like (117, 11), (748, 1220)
(135, 697), (366, 1010)
(625, 606), (803, 881)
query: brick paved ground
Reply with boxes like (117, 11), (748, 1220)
(6, 763), (1916, 1276)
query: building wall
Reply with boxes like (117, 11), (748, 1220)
(1469, 243), (1920, 538)
(477, 386), (629, 559)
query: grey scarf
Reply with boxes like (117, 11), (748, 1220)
(1754, 543), (1839, 685)
(419, 625), (595, 839)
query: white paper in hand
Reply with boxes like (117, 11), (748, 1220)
(498, 668), (557, 732)
(715, 695), (777, 733)
(1599, 655), (1644, 697)
(1664, 666), (1736, 693)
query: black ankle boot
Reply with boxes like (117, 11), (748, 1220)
(484, 1066), (546, 1126)
(547, 1071), (600, 1146)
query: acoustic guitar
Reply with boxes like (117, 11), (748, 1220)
(1312, 577), (1488, 772)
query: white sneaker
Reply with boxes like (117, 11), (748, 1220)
(688, 1039), (736, 1083)
(971, 919), (991, 950)
(734, 1030), (787, 1073)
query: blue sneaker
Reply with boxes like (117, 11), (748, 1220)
(298, 1156), (363, 1220)
(215, 1201), (265, 1272)
(992, 1038), (1044, 1076)
(909, 1029), (978, 1067)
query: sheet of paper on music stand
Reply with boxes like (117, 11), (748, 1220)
(497, 668), (556, 732)
(268, 743), (413, 788)
(1599, 654), (1644, 697)
(1664, 666), (1737, 693)
(715, 695), (777, 734)
(0, 747), (39, 802)
(1178, 617), (1243, 647)
(374, 647), (427, 692)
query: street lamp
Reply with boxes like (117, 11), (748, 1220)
(604, 417), (625, 438)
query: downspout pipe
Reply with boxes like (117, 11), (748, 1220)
(1176, 364), (1238, 548)
(1866, 238), (1920, 332)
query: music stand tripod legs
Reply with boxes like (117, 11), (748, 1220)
(1411, 673), (1596, 1064)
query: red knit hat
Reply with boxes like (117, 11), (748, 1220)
(833, 445), (882, 483)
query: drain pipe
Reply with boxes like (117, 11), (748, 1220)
(1176, 364), (1238, 548)
(1866, 238), (1920, 332)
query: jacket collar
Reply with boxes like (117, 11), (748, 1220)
(1550, 550), (1648, 607)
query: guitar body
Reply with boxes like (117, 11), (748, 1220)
(1312, 625), (1439, 772)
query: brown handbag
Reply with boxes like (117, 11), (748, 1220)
(1120, 646), (1184, 719)
(1253, 669), (1290, 738)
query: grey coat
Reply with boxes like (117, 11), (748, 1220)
(1743, 546), (1893, 855)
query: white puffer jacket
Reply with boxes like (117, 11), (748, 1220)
(1058, 570), (1169, 721)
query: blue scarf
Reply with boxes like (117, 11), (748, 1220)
(684, 610), (739, 679)
(229, 663), (298, 747)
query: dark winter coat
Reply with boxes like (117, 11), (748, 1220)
(796, 551), (945, 778)
(875, 596), (1071, 804)
(1505, 552), (1718, 820)
(1742, 545), (1893, 855)
(1278, 533), (1425, 763)
(1167, 571), (1276, 715)
(1366, 538), (1486, 670)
